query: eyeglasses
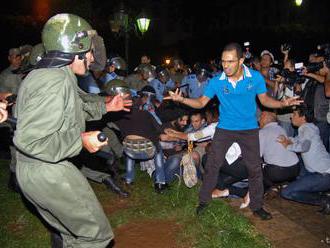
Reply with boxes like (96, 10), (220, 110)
(221, 59), (239, 64)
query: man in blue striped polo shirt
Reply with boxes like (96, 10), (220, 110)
(164, 42), (302, 220)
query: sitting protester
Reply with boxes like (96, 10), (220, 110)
(278, 105), (330, 214)
(104, 83), (168, 194)
(259, 111), (300, 190)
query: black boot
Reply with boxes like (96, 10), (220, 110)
(102, 177), (129, 198)
(8, 172), (20, 193)
(50, 231), (63, 248)
(106, 159), (120, 180)
(154, 183), (168, 194)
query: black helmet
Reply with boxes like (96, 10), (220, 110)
(137, 85), (156, 98)
(194, 63), (212, 82)
(156, 66), (170, 82)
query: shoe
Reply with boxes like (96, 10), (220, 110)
(253, 208), (272, 220)
(196, 202), (208, 215)
(240, 192), (250, 209)
(319, 196), (330, 215)
(121, 177), (134, 187)
(154, 183), (167, 194)
(50, 231), (63, 248)
(102, 177), (129, 198)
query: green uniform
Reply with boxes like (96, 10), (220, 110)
(14, 66), (113, 247)
(0, 66), (23, 94)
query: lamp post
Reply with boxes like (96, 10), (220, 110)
(109, 3), (151, 70)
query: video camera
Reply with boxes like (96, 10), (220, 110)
(305, 62), (324, 73)
(275, 67), (305, 89)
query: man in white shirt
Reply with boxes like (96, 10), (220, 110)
(278, 105), (330, 214)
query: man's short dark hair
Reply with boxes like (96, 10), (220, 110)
(295, 104), (314, 123)
(223, 42), (243, 59)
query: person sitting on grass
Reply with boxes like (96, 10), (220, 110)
(278, 105), (330, 214)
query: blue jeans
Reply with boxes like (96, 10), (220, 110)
(125, 148), (166, 184)
(164, 154), (183, 183)
(281, 166), (330, 205)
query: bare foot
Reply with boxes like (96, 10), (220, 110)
(240, 192), (250, 209)
(212, 189), (229, 199)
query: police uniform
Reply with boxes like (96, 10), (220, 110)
(14, 65), (112, 247)
(14, 14), (113, 247)
(149, 78), (175, 102)
(183, 74), (210, 99)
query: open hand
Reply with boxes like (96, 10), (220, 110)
(106, 93), (132, 112)
(277, 135), (292, 148)
(163, 88), (184, 102)
(282, 96), (304, 107)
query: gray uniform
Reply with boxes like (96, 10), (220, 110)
(14, 66), (113, 247)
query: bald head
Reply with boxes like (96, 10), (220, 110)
(259, 111), (277, 128)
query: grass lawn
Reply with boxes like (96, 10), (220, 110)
(0, 159), (271, 247)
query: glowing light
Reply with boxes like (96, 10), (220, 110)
(165, 58), (171, 65)
(136, 11), (150, 34)
(33, 0), (50, 21)
(295, 0), (303, 6)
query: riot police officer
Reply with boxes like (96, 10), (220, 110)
(14, 13), (131, 247)
(150, 66), (175, 102)
(181, 63), (212, 99)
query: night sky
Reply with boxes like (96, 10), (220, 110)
(1, 0), (330, 70)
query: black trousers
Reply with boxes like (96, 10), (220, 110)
(216, 158), (248, 198)
(199, 128), (263, 211)
(263, 163), (300, 189)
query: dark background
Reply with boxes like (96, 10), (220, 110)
(0, 0), (330, 71)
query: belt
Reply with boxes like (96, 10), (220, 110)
(123, 137), (156, 159)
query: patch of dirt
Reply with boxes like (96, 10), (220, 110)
(226, 192), (330, 248)
(113, 219), (184, 248)
(6, 221), (25, 234)
(102, 197), (132, 215)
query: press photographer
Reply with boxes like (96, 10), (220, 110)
(299, 49), (330, 151)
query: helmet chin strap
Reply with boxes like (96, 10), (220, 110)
(78, 53), (89, 75)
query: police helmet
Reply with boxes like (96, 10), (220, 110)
(136, 64), (156, 80)
(106, 55), (127, 76)
(39, 13), (97, 68)
(194, 63), (212, 82)
(137, 85), (156, 98)
(156, 66), (170, 82)
(103, 79), (131, 97)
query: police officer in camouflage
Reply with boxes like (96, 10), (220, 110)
(14, 13), (131, 247)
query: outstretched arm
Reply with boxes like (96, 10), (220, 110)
(163, 88), (210, 109)
(258, 92), (303, 109)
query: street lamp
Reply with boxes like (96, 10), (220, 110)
(109, 3), (151, 70)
